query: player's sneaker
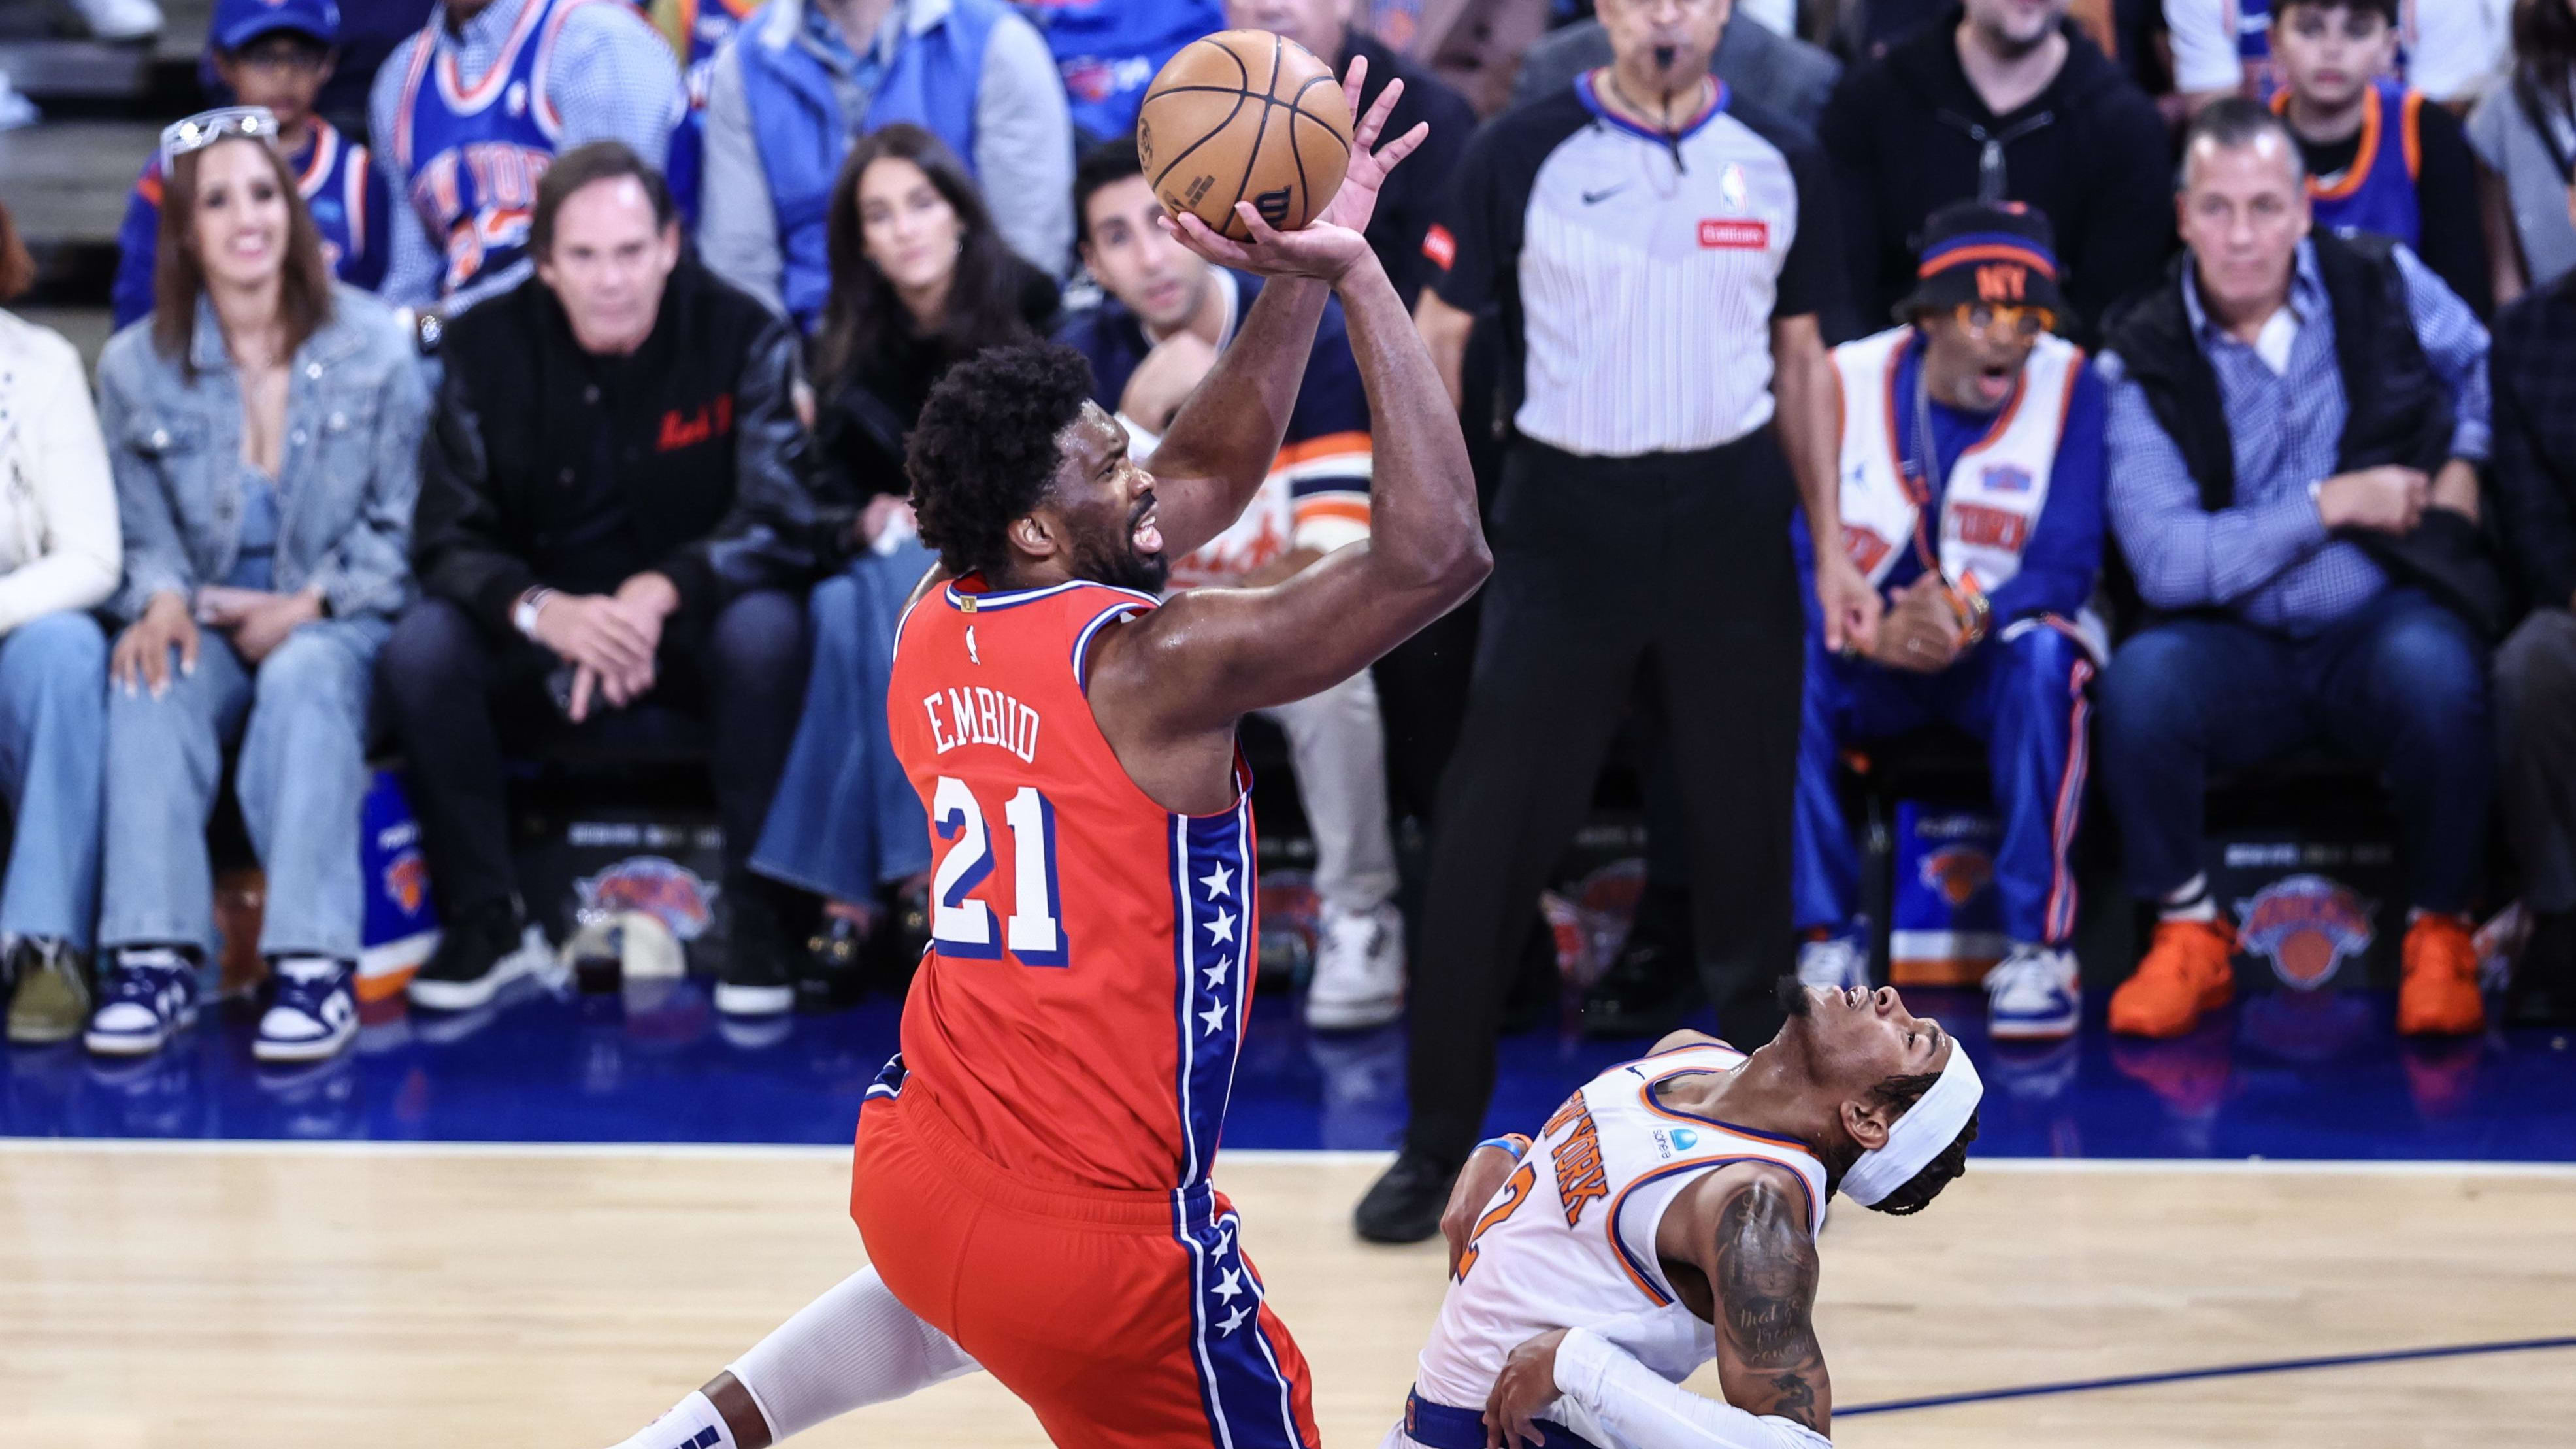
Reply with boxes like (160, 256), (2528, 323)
(716, 885), (796, 1018)
(2107, 918), (2235, 1039)
(254, 956), (358, 1063)
(1305, 901), (1404, 1031)
(2397, 912), (2484, 1037)
(84, 947), (201, 1056)
(6, 937), (91, 1045)
(1796, 929), (1870, 991)
(1984, 942), (2079, 1041)
(408, 899), (533, 1012)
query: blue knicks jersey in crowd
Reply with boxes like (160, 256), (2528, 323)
(2280, 78), (2425, 250)
(112, 117), (388, 329)
(391, 0), (603, 297)
(653, 0), (757, 224)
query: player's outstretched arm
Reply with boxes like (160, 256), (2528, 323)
(1143, 59), (1425, 559)
(1091, 236), (1487, 741)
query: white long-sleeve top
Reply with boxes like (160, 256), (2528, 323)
(0, 310), (120, 635)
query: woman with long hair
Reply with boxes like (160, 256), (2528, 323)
(2473, 0), (2576, 302)
(88, 107), (428, 1065)
(752, 123), (1059, 992)
(0, 197), (122, 1046)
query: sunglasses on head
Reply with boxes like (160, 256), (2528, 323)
(159, 106), (280, 169)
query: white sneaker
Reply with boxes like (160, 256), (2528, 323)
(1796, 932), (1870, 991)
(62, 0), (162, 41)
(1985, 942), (2080, 1041)
(1304, 901), (1404, 1031)
(254, 956), (359, 1063)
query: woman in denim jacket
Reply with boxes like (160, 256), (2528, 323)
(88, 108), (427, 1066)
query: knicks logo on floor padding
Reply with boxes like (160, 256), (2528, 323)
(2236, 874), (2375, 991)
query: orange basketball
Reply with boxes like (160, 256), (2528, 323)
(1135, 29), (1353, 242)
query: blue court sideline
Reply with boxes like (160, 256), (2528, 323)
(1, 981), (2571, 1157)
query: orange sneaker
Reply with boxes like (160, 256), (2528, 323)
(2108, 918), (2237, 1039)
(2397, 914), (2484, 1037)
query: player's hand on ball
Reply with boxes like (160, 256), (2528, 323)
(1312, 54), (1428, 239)
(1483, 1329), (1570, 1449)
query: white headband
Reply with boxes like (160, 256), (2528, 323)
(1839, 1039), (1983, 1207)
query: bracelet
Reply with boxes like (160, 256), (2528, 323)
(1475, 1133), (1534, 1162)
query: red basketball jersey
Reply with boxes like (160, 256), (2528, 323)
(884, 573), (1259, 1193)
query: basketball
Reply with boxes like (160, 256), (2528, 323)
(1135, 29), (1353, 242)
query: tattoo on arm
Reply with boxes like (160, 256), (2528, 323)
(1713, 1183), (1829, 1432)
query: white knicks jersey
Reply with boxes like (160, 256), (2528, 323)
(1411, 1042), (1830, 1411)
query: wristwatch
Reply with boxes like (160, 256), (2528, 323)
(512, 587), (555, 640)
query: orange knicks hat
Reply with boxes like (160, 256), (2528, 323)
(1896, 199), (2070, 324)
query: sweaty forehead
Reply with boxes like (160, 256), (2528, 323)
(1054, 401), (1123, 480)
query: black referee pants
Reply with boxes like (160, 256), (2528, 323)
(1404, 431), (1804, 1166)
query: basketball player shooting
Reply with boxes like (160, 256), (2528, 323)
(1396, 981), (1983, 1449)
(604, 59), (1481, 1449)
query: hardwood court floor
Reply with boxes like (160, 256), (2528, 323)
(0, 1143), (2568, 1448)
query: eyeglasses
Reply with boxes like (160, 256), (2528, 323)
(1953, 303), (2056, 342)
(158, 106), (280, 169)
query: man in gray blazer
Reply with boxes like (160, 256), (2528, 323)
(1508, 8), (1841, 128)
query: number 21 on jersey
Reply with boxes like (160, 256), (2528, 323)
(928, 776), (1068, 967)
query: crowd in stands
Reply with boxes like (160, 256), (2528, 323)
(0, 0), (2573, 1233)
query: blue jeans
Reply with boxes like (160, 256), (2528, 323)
(100, 616), (389, 961)
(1794, 620), (2096, 945)
(0, 612), (107, 946)
(2098, 586), (2492, 913)
(751, 542), (935, 903)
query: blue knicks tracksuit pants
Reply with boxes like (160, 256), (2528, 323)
(1792, 618), (2095, 947)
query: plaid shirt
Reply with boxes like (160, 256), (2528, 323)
(2102, 240), (2491, 635)
(2491, 275), (2576, 611)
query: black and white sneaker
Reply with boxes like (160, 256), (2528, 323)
(715, 884), (798, 1018)
(254, 956), (358, 1063)
(408, 899), (533, 1012)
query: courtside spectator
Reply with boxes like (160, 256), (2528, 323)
(697, 0), (1072, 329)
(2098, 101), (2498, 1041)
(2469, 0), (2576, 303)
(648, 0), (761, 222)
(371, 0), (683, 323)
(0, 201), (120, 1047)
(1016, 0), (1224, 144)
(1224, 0), (1476, 306)
(1362, 0), (1854, 1241)
(2269, 0), (2492, 314)
(90, 112), (429, 1067)
(1056, 138), (1404, 1033)
(382, 145), (816, 1020)
(750, 125), (1057, 984)
(2171, 0), (2516, 110)
(2486, 168), (2576, 1026)
(1821, 0), (2173, 345)
(1794, 202), (2105, 1042)
(1511, 4), (1843, 130)
(112, 0), (388, 330)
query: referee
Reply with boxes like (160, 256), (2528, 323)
(1355, 0), (1878, 1242)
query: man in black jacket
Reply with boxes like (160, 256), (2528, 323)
(381, 142), (819, 1020)
(1224, 0), (1478, 308)
(1817, 0), (2173, 344)
(2488, 177), (2576, 1025)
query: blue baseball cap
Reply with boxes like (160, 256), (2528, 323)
(210, 0), (341, 52)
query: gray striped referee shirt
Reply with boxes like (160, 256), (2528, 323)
(1425, 71), (1841, 459)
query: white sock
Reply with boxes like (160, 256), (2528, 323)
(2160, 873), (2217, 924)
(608, 1390), (734, 1449)
(725, 1265), (982, 1441)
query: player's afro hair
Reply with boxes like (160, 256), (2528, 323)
(908, 342), (1098, 581)
(1853, 1070), (1979, 1217)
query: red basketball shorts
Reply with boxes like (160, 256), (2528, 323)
(851, 1080), (1320, 1449)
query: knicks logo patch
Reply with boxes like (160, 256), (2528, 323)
(2237, 874), (2375, 991)
(576, 856), (720, 942)
(1981, 464), (2034, 493)
(382, 852), (429, 915)
(1698, 219), (1770, 250)
(1919, 844), (1994, 907)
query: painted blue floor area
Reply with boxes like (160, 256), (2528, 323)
(1, 980), (2571, 1158)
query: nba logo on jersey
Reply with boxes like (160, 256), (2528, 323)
(506, 81), (529, 117)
